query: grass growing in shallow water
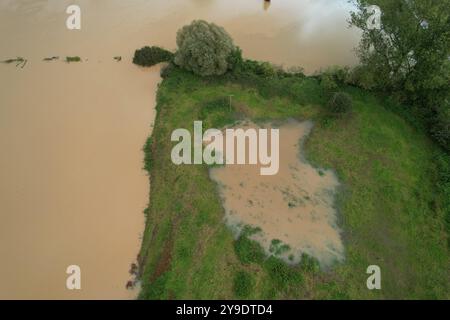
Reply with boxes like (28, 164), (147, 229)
(65, 56), (81, 63)
(137, 66), (449, 299)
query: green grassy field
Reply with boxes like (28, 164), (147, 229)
(137, 66), (449, 299)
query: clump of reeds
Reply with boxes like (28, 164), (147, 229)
(65, 56), (81, 63)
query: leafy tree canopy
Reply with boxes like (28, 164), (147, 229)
(174, 20), (237, 76)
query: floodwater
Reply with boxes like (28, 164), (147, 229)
(209, 121), (344, 268)
(0, 0), (359, 299)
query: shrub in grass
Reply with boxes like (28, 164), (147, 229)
(299, 253), (320, 273)
(133, 46), (174, 67)
(227, 47), (244, 72)
(346, 65), (377, 90)
(269, 239), (291, 256)
(234, 235), (266, 265)
(241, 225), (262, 236)
(264, 256), (302, 289)
(233, 271), (255, 298)
(320, 73), (338, 93)
(285, 66), (306, 78)
(237, 59), (278, 78)
(321, 66), (350, 84)
(327, 92), (353, 115)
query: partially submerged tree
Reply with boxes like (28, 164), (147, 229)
(174, 20), (237, 76)
(133, 46), (173, 67)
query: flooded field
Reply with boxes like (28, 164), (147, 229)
(0, 0), (358, 298)
(209, 121), (344, 267)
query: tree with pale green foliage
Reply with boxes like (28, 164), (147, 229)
(174, 20), (237, 76)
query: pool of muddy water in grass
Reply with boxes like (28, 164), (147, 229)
(209, 120), (344, 267)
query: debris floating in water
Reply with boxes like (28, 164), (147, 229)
(43, 56), (59, 61)
(1, 57), (24, 64)
(1, 57), (27, 68)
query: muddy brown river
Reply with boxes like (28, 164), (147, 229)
(0, 0), (360, 299)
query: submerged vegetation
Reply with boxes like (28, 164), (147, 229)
(65, 56), (81, 63)
(43, 56), (59, 62)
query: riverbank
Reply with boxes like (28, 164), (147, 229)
(137, 65), (449, 299)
